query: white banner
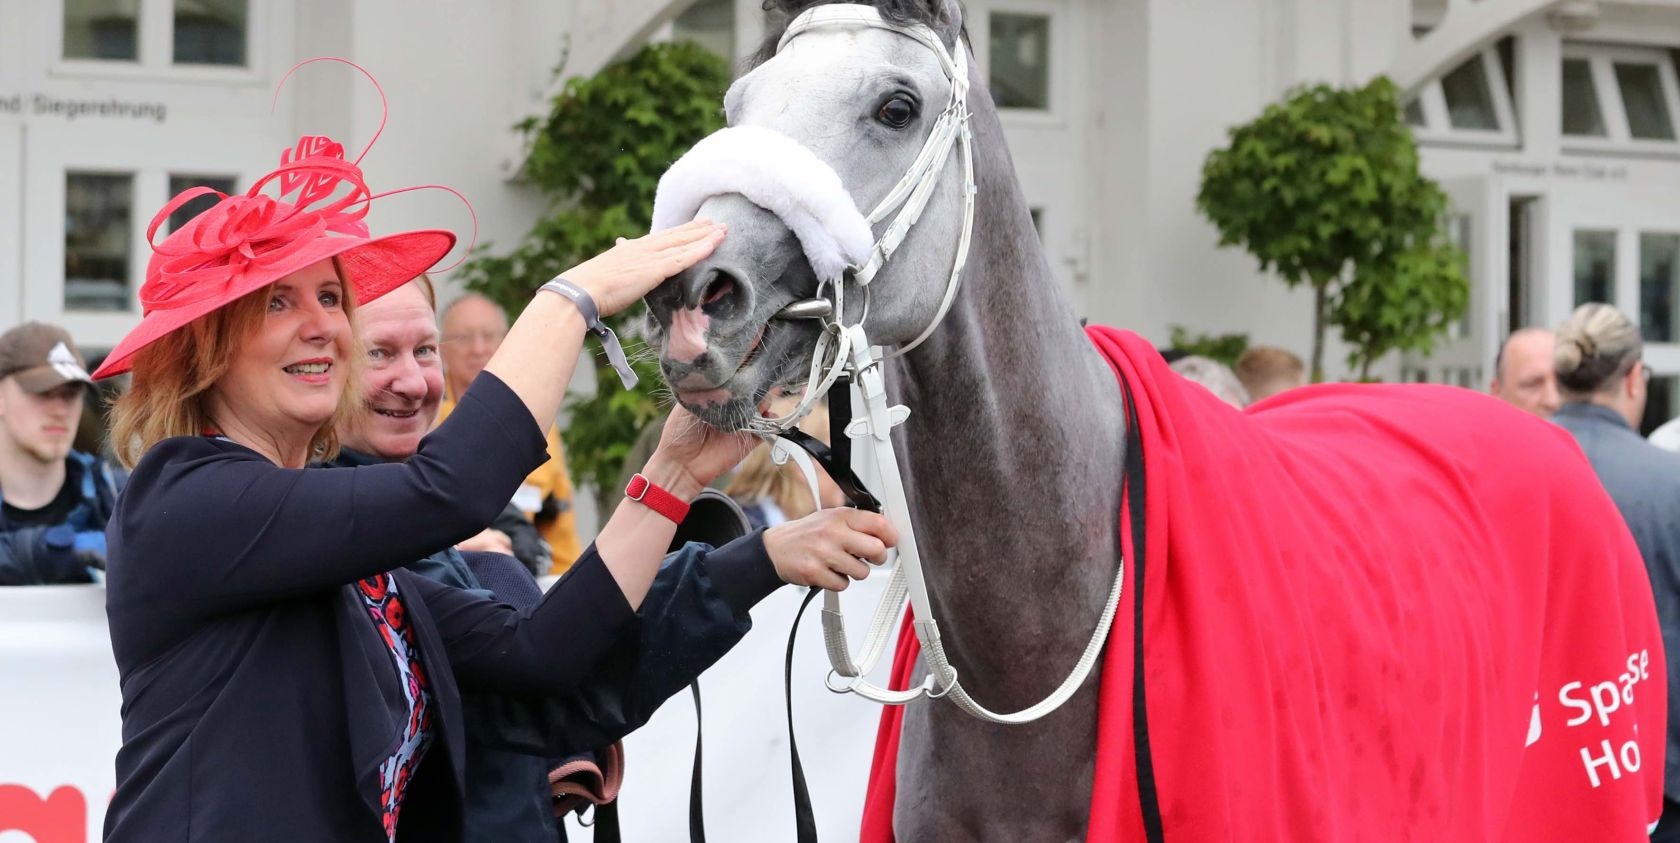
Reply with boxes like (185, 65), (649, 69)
(0, 574), (901, 842)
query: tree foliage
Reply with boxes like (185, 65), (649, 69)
(457, 41), (731, 493)
(1167, 324), (1250, 368)
(1196, 76), (1468, 380)
(1336, 243), (1470, 380)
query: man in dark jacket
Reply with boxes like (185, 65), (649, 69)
(333, 278), (567, 840)
(0, 322), (121, 585)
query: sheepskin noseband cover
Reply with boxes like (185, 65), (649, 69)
(651, 124), (874, 284)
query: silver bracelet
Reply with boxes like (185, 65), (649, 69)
(539, 277), (639, 390)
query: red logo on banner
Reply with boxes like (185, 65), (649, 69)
(0, 784), (86, 843)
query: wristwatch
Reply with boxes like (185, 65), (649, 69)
(540, 276), (639, 389)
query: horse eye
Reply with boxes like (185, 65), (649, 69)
(877, 96), (916, 129)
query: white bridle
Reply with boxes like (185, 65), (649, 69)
(653, 3), (1123, 725)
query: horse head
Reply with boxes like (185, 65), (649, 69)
(644, 0), (973, 430)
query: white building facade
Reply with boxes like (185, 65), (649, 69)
(3, 0), (1679, 432)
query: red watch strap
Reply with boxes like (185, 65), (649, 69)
(625, 473), (691, 524)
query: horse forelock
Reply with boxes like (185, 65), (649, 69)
(745, 0), (968, 71)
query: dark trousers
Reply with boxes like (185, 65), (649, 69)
(1653, 798), (1680, 842)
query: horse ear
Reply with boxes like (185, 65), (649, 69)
(930, 0), (965, 47)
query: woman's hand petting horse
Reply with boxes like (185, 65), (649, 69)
(764, 509), (898, 592)
(566, 220), (728, 316)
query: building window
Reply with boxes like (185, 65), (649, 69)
(174, 0), (248, 66)
(989, 13), (1050, 111)
(672, 0), (735, 62)
(65, 172), (135, 313)
(167, 173), (237, 232)
(1441, 54), (1500, 131)
(1614, 62), (1675, 140)
(1561, 58), (1606, 137)
(1573, 229), (1616, 308)
(1560, 43), (1680, 153)
(63, 0), (140, 61)
(1403, 41), (1518, 147)
(1641, 232), (1680, 343)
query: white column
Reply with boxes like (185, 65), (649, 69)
(1515, 18), (1561, 160)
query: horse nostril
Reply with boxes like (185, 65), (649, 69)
(702, 276), (735, 307)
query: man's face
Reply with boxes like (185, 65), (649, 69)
(0, 377), (83, 464)
(1493, 331), (1560, 418)
(344, 282), (444, 461)
(440, 297), (507, 396)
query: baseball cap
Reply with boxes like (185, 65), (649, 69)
(0, 323), (94, 394)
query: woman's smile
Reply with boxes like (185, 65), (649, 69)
(283, 357), (335, 385)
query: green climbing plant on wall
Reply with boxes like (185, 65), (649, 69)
(457, 41), (731, 493)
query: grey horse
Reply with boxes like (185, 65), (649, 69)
(642, 2), (1679, 841)
(644, 1), (1118, 839)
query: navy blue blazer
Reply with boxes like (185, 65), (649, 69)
(101, 374), (780, 842)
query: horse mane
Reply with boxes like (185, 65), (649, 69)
(745, 0), (964, 70)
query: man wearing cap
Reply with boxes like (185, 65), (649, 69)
(0, 322), (121, 585)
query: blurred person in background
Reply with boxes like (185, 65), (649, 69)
(1549, 302), (1680, 841)
(341, 276), (549, 575)
(1489, 327), (1561, 418)
(1234, 345), (1305, 403)
(1170, 355), (1250, 409)
(726, 396), (845, 530)
(440, 293), (583, 572)
(0, 322), (121, 585)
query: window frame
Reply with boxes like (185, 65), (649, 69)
(974, 0), (1067, 127)
(1572, 227), (1621, 309)
(1639, 228), (1680, 344)
(1407, 45), (1520, 148)
(62, 168), (140, 316)
(52, 0), (261, 83)
(1559, 42), (1680, 156)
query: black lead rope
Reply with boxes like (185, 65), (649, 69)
(779, 376), (877, 843)
(688, 681), (706, 842)
(787, 587), (823, 843)
(689, 378), (876, 843)
(593, 799), (621, 843)
(688, 374), (1161, 843)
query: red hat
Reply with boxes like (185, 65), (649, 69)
(92, 61), (468, 380)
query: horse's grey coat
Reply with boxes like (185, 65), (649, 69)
(645, 3), (1126, 839)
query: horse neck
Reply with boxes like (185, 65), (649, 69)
(886, 100), (1128, 704)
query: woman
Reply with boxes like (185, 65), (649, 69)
(1549, 302), (1680, 840)
(95, 138), (895, 842)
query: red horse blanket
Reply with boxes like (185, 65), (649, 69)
(860, 326), (1665, 841)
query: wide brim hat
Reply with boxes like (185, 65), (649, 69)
(92, 61), (469, 380)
